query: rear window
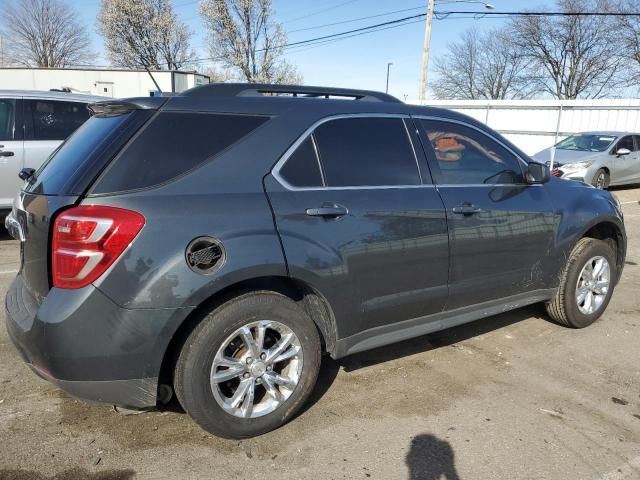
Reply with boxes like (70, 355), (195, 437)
(92, 112), (269, 194)
(25, 111), (152, 196)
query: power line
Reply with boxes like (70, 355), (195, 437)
(288, 6), (424, 34)
(286, 18), (425, 55)
(67, 9), (640, 69)
(434, 10), (640, 16)
(282, 0), (361, 24)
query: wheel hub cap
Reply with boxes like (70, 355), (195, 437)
(576, 256), (610, 315)
(210, 320), (303, 419)
(250, 361), (267, 377)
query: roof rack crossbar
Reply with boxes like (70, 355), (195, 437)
(182, 83), (402, 103)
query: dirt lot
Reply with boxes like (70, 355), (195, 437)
(1, 187), (639, 480)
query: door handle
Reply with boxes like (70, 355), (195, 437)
(0, 151), (14, 157)
(452, 203), (483, 215)
(305, 203), (348, 218)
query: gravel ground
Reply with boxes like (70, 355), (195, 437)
(0, 186), (639, 480)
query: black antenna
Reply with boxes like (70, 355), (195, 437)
(145, 66), (162, 95)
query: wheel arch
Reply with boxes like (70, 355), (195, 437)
(579, 219), (625, 280)
(157, 275), (338, 394)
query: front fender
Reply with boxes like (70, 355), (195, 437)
(544, 178), (626, 284)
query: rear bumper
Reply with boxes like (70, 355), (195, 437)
(5, 273), (193, 408)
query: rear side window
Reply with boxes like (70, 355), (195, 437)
(419, 120), (524, 185)
(0, 99), (16, 141)
(313, 117), (420, 187)
(25, 99), (90, 141)
(279, 137), (323, 187)
(93, 112), (268, 193)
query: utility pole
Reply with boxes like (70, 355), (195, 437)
(385, 62), (393, 94)
(418, 0), (435, 103)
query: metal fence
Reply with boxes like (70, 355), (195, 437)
(409, 99), (640, 155)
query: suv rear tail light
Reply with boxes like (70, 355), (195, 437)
(52, 205), (145, 289)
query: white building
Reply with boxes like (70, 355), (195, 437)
(0, 67), (210, 98)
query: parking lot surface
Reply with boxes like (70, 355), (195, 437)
(1, 186), (639, 480)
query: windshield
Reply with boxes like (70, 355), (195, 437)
(555, 134), (616, 152)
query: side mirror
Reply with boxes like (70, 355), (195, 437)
(525, 162), (550, 184)
(616, 148), (631, 157)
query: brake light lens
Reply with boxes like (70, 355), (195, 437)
(52, 205), (145, 289)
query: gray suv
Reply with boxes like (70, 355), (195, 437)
(5, 84), (626, 438)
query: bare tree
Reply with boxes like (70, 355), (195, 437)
(199, 0), (302, 84)
(614, 0), (640, 85)
(432, 28), (536, 100)
(0, 0), (93, 67)
(510, 0), (624, 99)
(97, 0), (195, 70)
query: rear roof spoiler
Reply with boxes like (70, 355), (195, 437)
(88, 97), (167, 116)
(181, 83), (402, 103)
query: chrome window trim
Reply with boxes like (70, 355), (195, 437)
(272, 113), (426, 191)
(402, 118), (425, 184)
(309, 134), (326, 186)
(412, 114), (531, 172)
(436, 184), (542, 188)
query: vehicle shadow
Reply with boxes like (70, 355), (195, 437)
(301, 304), (546, 413)
(339, 304), (544, 373)
(0, 227), (12, 241)
(609, 184), (640, 192)
(406, 434), (461, 480)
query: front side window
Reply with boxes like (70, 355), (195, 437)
(0, 98), (16, 141)
(26, 99), (91, 141)
(613, 135), (634, 153)
(312, 117), (421, 187)
(419, 120), (524, 185)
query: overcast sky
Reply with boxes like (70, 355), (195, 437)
(73, 0), (552, 99)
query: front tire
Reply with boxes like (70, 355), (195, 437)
(174, 291), (321, 438)
(546, 238), (616, 328)
(591, 169), (609, 189)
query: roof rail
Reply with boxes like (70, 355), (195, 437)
(182, 83), (402, 103)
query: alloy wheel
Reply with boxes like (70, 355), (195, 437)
(210, 320), (303, 418)
(575, 256), (610, 315)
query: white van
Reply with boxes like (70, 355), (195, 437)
(0, 90), (102, 217)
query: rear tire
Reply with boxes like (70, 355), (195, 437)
(174, 291), (321, 439)
(591, 169), (609, 189)
(546, 238), (616, 328)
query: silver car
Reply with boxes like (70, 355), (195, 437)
(533, 131), (640, 189)
(0, 90), (102, 217)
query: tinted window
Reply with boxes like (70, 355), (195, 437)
(279, 137), (323, 187)
(0, 99), (16, 141)
(26, 113), (137, 195)
(313, 117), (420, 187)
(614, 135), (634, 153)
(94, 112), (268, 193)
(26, 100), (90, 141)
(419, 120), (523, 185)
